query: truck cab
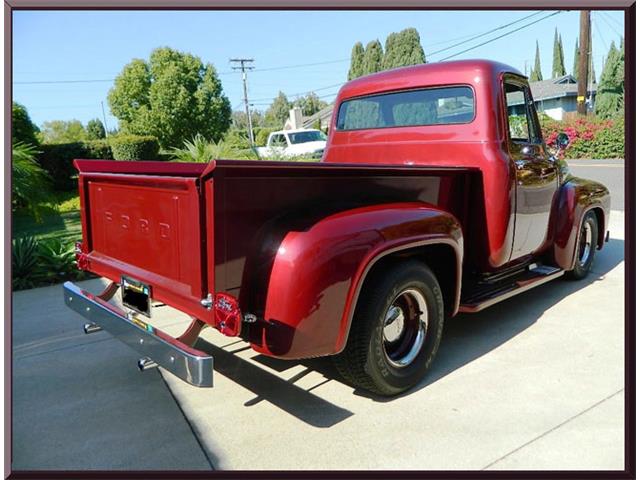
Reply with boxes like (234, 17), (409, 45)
(257, 128), (327, 159)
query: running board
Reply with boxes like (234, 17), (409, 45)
(459, 266), (564, 313)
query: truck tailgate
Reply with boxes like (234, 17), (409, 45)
(76, 160), (212, 322)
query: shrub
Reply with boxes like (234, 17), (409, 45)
(539, 114), (624, 160)
(254, 128), (272, 147)
(109, 135), (160, 160)
(84, 139), (112, 159)
(12, 236), (41, 290)
(36, 238), (77, 283)
(12, 102), (40, 146)
(170, 134), (217, 163)
(171, 134), (259, 163)
(12, 142), (51, 220)
(37, 142), (87, 190)
(12, 236), (90, 291)
(86, 118), (106, 140)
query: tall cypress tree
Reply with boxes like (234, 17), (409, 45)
(552, 28), (566, 78)
(595, 41), (624, 117)
(362, 39), (384, 75)
(382, 32), (399, 70)
(382, 28), (426, 70)
(558, 33), (566, 77)
(348, 42), (365, 80)
(530, 41), (543, 82)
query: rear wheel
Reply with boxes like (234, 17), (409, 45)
(333, 261), (444, 396)
(566, 211), (598, 280)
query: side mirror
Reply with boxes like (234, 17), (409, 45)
(556, 132), (570, 150)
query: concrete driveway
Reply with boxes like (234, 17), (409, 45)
(11, 211), (625, 471)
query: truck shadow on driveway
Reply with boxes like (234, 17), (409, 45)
(193, 338), (354, 428)
(193, 238), (622, 421)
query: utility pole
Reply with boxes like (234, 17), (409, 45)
(577, 10), (591, 116)
(230, 58), (255, 146)
(101, 101), (109, 137)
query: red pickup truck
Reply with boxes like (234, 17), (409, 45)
(64, 60), (610, 396)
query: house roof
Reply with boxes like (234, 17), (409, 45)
(302, 104), (334, 128)
(508, 74), (597, 104)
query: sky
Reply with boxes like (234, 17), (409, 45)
(12, 9), (625, 130)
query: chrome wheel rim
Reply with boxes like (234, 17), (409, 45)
(578, 221), (593, 266)
(382, 288), (428, 368)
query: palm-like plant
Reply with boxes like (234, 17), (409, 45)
(170, 134), (259, 162)
(12, 236), (41, 290)
(12, 142), (51, 221)
(36, 238), (77, 283)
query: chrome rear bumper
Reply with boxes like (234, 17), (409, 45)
(63, 281), (213, 387)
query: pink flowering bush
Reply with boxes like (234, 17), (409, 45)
(539, 114), (623, 159)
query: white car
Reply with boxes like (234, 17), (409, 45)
(257, 128), (327, 159)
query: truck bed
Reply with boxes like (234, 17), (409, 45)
(75, 159), (479, 326)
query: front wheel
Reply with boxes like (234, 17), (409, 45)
(333, 261), (444, 396)
(566, 210), (598, 280)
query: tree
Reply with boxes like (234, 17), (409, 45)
(108, 47), (231, 149)
(12, 102), (40, 146)
(232, 110), (265, 130)
(348, 42), (365, 80)
(551, 28), (566, 78)
(264, 91), (292, 127)
(382, 28), (426, 70)
(41, 120), (87, 143)
(596, 41), (624, 118)
(86, 118), (106, 140)
(362, 39), (384, 75)
(293, 92), (329, 116)
(530, 41), (543, 82)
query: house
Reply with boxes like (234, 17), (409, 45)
(510, 75), (597, 120)
(283, 104), (334, 131)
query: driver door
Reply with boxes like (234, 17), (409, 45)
(504, 77), (559, 261)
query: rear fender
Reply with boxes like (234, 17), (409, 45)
(552, 177), (610, 270)
(248, 202), (463, 359)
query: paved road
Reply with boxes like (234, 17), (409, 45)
(12, 210), (624, 471)
(567, 158), (625, 211)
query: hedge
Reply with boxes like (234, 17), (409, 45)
(109, 135), (160, 161)
(37, 143), (89, 190)
(37, 140), (114, 190)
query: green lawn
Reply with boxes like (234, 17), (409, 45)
(13, 191), (82, 243)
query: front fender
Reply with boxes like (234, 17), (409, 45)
(248, 202), (463, 359)
(552, 176), (610, 270)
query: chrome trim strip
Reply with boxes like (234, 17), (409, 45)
(63, 281), (213, 387)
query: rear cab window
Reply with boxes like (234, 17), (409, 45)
(336, 86), (475, 131)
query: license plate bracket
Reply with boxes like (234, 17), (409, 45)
(121, 276), (152, 318)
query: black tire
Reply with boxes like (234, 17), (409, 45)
(566, 210), (598, 280)
(333, 260), (444, 396)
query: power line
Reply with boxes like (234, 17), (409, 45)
(592, 16), (609, 52)
(601, 11), (623, 29)
(438, 10), (563, 62)
(596, 11), (622, 39)
(426, 10), (545, 57)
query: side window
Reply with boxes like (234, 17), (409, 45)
(504, 83), (540, 143)
(271, 134), (287, 147)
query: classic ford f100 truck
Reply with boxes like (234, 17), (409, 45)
(64, 60), (610, 395)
